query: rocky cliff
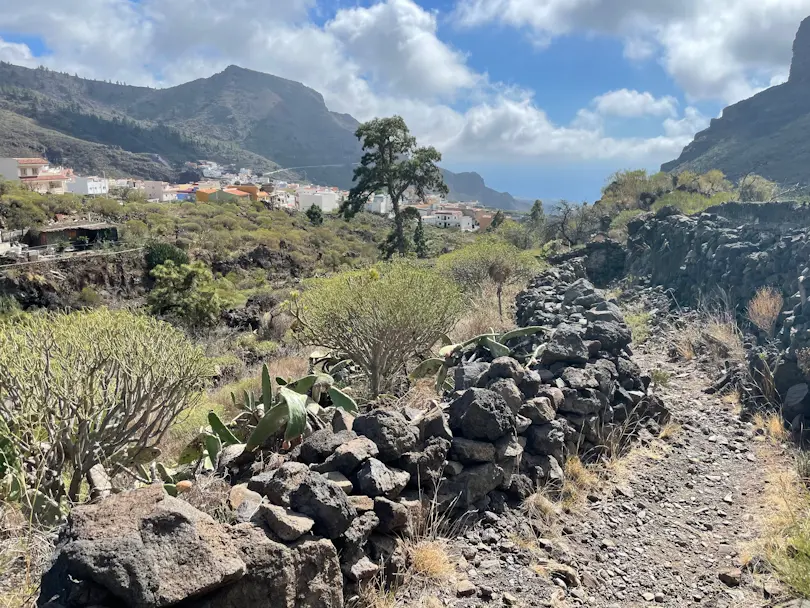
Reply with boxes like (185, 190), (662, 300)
(662, 16), (810, 185)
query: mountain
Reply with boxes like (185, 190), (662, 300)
(662, 16), (810, 185)
(441, 169), (520, 210)
(0, 62), (517, 208)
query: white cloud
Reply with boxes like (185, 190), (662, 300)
(454, 0), (810, 104)
(592, 89), (678, 118)
(326, 0), (480, 99)
(663, 107), (710, 138)
(0, 0), (707, 172)
(0, 37), (36, 66)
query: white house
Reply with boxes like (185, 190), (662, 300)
(67, 176), (109, 196)
(298, 189), (339, 213)
(0, 157), (69, 194)
(366, 193), (390, 214)
(424, 208), (476, 231)
(144, 181), (177, 202)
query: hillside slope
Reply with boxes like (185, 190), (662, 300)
(662, 16), (810, 185)
(0, 62), (518, 207)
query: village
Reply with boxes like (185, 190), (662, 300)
(0, 157), (507, 262)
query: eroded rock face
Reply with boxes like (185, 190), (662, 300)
(39, 486), (246, 608)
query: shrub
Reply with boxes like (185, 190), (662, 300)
(748, 286), (783, 338)
(0, 308), (211, 504)
(74, 286), (101, 308)
(145, 241), (189, 270)
(291, 262), (463, 396)
(436, 237), (541, 319)
(305, 205), (324, 226)
(149, 260), (223, 328)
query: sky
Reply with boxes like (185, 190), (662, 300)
(1, 0), (809, 201)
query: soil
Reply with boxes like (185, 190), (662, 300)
(420, 341), (801, 608)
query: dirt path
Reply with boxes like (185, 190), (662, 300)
(438, 343), (798, 608)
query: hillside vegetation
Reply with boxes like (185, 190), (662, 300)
(0, 62), (518, 207)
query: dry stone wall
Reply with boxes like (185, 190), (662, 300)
(625, 204), (810, 418)
(38, 263), (668, 608)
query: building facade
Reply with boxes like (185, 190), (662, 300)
(298, 189), (339, 213)
(66, 176), (109, 196)
(143, 181), (177, 202)
(0, 158), (69, 194)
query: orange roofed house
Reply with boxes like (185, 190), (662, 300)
(0, 157), (70, 194)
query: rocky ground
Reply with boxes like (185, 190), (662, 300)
(424, 342), (799, 608)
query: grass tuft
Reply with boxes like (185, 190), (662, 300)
(753, 412), (789, 443)
(522, 490), (560, 526)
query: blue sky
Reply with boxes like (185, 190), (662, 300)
(0, 0), (808, 201)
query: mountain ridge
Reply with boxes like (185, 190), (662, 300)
(662, 16), (810, 186)
(0, 62), (520, 209)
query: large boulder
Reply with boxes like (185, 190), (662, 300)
(525, 422), (567, 461)
(448, 389), (515, 442)
(297, 429), (357, 465)
(249, 462), (311, 508)
(454, 361), (490, 391)
(38, 486), (246, 608)
(311, 436), (379, 476)
(562, 278), (603, 308)
(353, 410), (419, 462)
(355, 459), (410, 499)
(488, 378), (523, 414)
(192, 524), (343, 608)
(541, 325), (589, 365)
(585, 320), (632, 351)
(450, 437), (497, 463)
(289, 472), (356, 539)
(438, 462), (504, 510)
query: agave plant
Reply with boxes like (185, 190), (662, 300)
(410, 326), (548, 393)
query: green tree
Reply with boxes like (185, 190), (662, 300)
(489, 210), (505, 231)
(340, 116), (448, 257)
(305, 204), (324, 226)
(149, 260), (222, 328)
(436, 237), (540, 319)
(290, 262), (463, 396)
(529, 200), (545, 230)
(413, 216), (428, 258)
(0, 308), (211, 504)
(145, 241), (189, 271)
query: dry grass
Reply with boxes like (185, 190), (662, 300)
(658, 422), (682, 440)
(704, 314), (746, 361)
(748, 286), (784, 338)
(451, 284), (518, 343)
(751, 463), (810, 597)
(0, 505), (53, 608)
(561, 456), (599, 508)
(523, 490), (561, 526)
(180, 476), (232, 523)
(671, 310), (745, 366)
(407, 540), (455, 582)
(753, 412), (789, 443)
(722, 389), (743, 414)
(396, 379), (440, 412)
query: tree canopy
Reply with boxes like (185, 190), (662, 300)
(341, 116), (447, 257)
